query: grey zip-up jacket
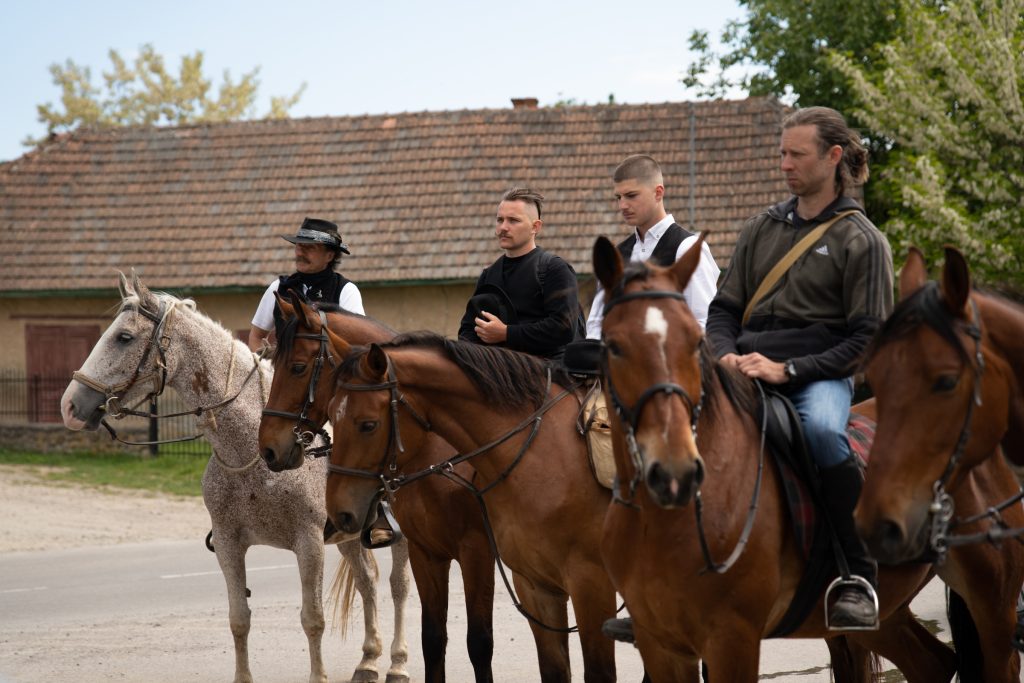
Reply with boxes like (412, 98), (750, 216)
(706, 196), (894, 384)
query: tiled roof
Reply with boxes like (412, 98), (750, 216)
(0, 97), (790, 293)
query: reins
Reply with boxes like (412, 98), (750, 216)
(601, 285), (766, 574)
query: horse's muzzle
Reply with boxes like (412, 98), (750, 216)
(645, 455), (705, 508)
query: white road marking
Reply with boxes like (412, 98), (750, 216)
(0, 586), (47, 594)
(161, 564), (294, 580)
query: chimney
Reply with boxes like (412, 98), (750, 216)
(511, 97), (539, 110)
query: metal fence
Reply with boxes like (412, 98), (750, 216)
(0, 370), (211, 456)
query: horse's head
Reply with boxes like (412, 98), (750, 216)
(593, 235), (707, 509)
(326, 343), (432, 536)
(858, 246), (1009, 562)
(259, 293), (342, 472)
(61, 272), (179, 431)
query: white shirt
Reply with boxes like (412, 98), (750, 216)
(251, 277), (365, 331)
(586, 214), (720, 338)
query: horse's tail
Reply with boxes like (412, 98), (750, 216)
(948, 587), (984, 683)
(826, 635), (881, 683)
(327, 544), (379, 638)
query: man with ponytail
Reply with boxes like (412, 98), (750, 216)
(706, 106), (893, 629)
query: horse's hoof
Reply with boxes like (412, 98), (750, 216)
(350, 670), (379, 683)
(384, 675), (410, 683)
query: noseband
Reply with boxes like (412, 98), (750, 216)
(600, 288), (704, 504)
(72, 301), (173, 417)
(261, 309), (335, 456)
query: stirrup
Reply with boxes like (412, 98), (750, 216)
(601, 617), (635, 644)
(360, 499), (404, 549)
(824, 575), (879, 631)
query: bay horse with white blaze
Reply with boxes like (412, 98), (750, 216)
(323, 330), (623, 682)
(59, 273), (411, 683)
(258, 294), (497, 683)
(857, 246), (1024, 682)
(591, 235), (957, 682)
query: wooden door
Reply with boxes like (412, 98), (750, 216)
(25, 324), (101, 422)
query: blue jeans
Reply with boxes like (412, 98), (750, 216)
(785, 378), (854, 469)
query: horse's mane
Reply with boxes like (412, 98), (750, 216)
(338, 331), (573, 410)
(274, 303), (397, 363)
(864, 281), (969, 366)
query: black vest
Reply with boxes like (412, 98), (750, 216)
(272, 270), (351, 333)
(616, 223), (693, 266)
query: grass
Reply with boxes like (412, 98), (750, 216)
(0, 449), (207, 497)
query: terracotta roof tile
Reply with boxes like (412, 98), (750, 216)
(0, 97), (790, 293)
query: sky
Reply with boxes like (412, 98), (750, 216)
(0, 1), (748, 163)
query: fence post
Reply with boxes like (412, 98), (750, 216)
(148, 397), (158, 456)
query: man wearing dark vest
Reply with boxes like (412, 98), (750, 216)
(458, 187), (580, 360)
(248, 217), (364, 352)
(585, 154), (719, 339)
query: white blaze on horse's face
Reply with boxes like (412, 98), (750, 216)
(333, 395), (349, 423)
(644, 305), (672, 441)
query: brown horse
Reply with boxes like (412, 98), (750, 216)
(323, 331), (621, 683)
(590, 235), (957, 682)
(857, 246), (1024, 682)
(258, 295), (496, 683)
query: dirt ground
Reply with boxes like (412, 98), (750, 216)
(0, 464), (210, 553)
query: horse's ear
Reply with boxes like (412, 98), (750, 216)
(898, 247), (929, 302)
(593, 236), (623, 292)
(293, 295), (318, 330)
(274, 291), (296, 321)
(118, 272), (131, 299)
(324, 326), (352, 361)
(669, 232), (707, 292)
(364, 344), (389, 379)
(131, 268), (158, 311)
(940, 246), (971, 317)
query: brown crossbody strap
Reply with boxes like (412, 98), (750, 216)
(742, 210), (858, 325)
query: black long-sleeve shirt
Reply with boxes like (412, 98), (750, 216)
(458, 248), (579, 359)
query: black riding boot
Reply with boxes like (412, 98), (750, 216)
(819, 456), (879, 629)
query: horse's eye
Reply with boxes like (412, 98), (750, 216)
(290, 363), (307, 375)
(116, 332), (134, 343)
(605, 341), (622, 357)
(359, 420), (379, 434)
(932, 374), (958, 393)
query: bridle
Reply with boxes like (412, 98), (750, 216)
(71, 297), (265, 447)
(261, 309), (335, 457)
(925, 297), (1024, 561)
(600, 289), (703, 505)
(600, 284), (766, 575)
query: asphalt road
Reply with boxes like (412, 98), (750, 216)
(0, 538), (976, 682)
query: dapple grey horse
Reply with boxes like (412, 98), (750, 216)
(60, 273), (411, 683)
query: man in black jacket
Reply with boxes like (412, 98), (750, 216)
(707, 106), (893, 629)
(458, 188), (579, 360)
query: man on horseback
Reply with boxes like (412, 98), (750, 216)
(248, 217), (364, 352)
(458, 187), (582, 360)
(706, 106), (894, 629)
(585, 154), (719, 337)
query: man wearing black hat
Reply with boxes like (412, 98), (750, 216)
(248, 217), (363, 352)
(457, 188), (581, 360)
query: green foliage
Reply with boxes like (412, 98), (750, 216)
(831, 0), (1024, 291)
(682, 0), (902, 115)
(28, 44), (305, 146)
(0, 449), (206, 497)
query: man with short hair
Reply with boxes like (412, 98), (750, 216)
(458, 188), (580, 360)
(249, 217), (364, 352)
(585, 154), (720, 338)
(707, 106), (893, 629)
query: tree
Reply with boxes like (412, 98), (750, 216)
(831, 0), (1024, 291)
(27, 44), (305, 146)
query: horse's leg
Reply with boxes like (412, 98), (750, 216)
(700, 621), (761, 683)
(405, 540), (451, 683)
(337, 540), (383, 683)
(213, 538), (254, 683)
(847, 606), (956, 683)
(512, 571), (571, 683)
(294, 534), (328, 683)
(633, 628), (699, 683)
(566, 568), (616, 683)
(384, 538), (411, 683)
(458, 539), (496, 683)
